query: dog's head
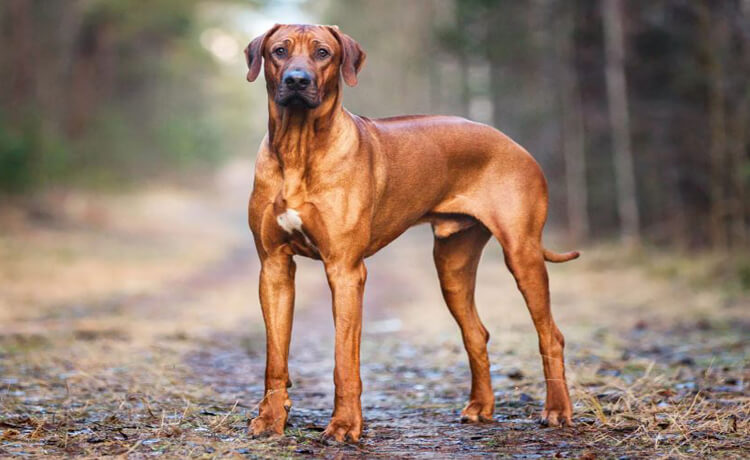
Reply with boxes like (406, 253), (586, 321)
(244, 24), (365, 109)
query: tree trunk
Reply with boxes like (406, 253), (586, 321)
(697, 1), (729, 250)
(602, 0), (640, 246)
(729, 89), (748, 248)
(555, 0), (589, 244)
(457, 8), (471, 118)
(728, 2), (749, 248)
(6, 0), (36, 121)
(486, 4), (504, 130)
(426, 0), (442, 114)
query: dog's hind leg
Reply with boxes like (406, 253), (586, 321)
(488, 209), (574, 426)
(433, 223), (494, 423)
(460, 161), (574, 426)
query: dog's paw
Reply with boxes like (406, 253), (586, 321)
(249, 391), (291, 437)
(249, 404), (289, 437)
(460, 399), (494, 423)
(321, 417), (362, 443)
(540, 409), (573, 427)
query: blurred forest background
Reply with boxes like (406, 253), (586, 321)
(1, 2), (749, 457)
(1, 0), (749, 251)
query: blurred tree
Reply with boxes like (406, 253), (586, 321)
(434, 0), (486, 118)
(441, 0), (748, 250)
(321, 0), (749, 250)
(603, 0), (640, 246)
(0, 0), (228, 192)
(695, 0), (750, 249)
(553, 0), (589, 244)
(697, 0), (729, 250)
(319, 0), (441, 117)
(727, 1), (749, 247)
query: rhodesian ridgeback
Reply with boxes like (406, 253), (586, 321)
(245, 24), (579, 442)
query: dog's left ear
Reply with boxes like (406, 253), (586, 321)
(327, 26), (366, 87)
(244, 24), (281, 82)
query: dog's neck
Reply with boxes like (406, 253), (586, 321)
(267, 85), (353, 203)
(267, 87), (348, 171)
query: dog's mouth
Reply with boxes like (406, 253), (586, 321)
(275, 89), (320, 109)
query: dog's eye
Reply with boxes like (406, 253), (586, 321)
(316, 48), (330, 59)
(273, 47), (287, 58)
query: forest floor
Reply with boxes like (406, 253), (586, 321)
(1, 159), (748, 459)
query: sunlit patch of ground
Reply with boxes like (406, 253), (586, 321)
(1, 161), (748, 458)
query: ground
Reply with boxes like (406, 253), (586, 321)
(0, 160), (748, 458)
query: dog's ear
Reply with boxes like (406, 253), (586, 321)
(327, 26), (366, 87)
(244, 24), (280, 82)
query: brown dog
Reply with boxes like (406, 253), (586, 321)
(245, 24), (579, 442)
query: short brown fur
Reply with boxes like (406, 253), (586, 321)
(246, 24), (579, 442)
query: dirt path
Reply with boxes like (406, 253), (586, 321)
(1, 160), (748, 458)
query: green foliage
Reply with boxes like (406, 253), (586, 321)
(0, 122), (33, 192)
(738, 259), (750, 292)
(0, 0), (230, 193)
(0, 115), (70, 192)
(156, 114), (225, 170)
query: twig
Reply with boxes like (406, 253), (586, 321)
(212, 400), (239, 429)
(124, 439), (143, 456)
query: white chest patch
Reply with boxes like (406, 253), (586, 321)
(276, 208), (317, 251)
(276, 208), (303, 234)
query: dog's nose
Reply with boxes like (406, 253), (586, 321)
(283, 69), (312, 90)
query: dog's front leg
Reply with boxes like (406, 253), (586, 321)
(250, 252), (296, 437)
(322, 260), (366, 443)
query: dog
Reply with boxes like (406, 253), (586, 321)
(245, 24), (579, 442)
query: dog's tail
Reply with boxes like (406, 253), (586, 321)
(543, 248), (580, 263)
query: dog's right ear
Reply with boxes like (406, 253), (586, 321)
(244, 24), (280, 82)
